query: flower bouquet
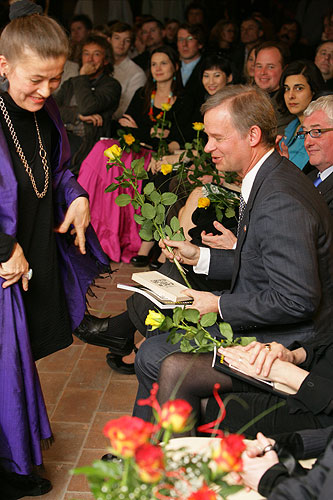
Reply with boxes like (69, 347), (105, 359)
(150, 102), (173, 160)
(71, 383), (246, 500)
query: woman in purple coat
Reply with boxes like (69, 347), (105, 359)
(0, 5), (109, 498)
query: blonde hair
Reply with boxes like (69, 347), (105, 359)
(0, 14), (69, 63)
(201, 84), (277, 147)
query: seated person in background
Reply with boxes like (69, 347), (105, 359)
(119, 45), (194, 153)
(55, 35), (121, 175)
(254, 41), (294, 134)
(242, 42), (260, 84)
(277, 19), (311, 60)
(276, 59), (325, 170)
(163, 19), (180, 50)
(68, 14), (92, 64)
(314, 41), (333, 90)
(133, 17), (164, 71)
(109, 22), (146, 120)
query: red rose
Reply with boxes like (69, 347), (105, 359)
(212, 434), (246, 473)
(160, 399), (192, 433)
(103, 416), (155, 458)
(135, 443), (165, 483)
(187, 484), (218, 500)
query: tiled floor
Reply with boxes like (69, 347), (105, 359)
(26, 262), (146, 500)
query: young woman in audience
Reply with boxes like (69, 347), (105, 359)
(157, 338), (333, 438)
(118, 45), (194, 153)
(243, 43), (260, 84)
(277, 60), (325, 169)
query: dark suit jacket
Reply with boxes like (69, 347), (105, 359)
(208, 151), (333, 346)
(307, 168), (333, 214)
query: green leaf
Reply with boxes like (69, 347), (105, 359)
(143, 182), (155, 195)
(200, 312), (217, 327)
(172, 307), (184, 326)
(141, 203), (156, 219)
(133, 214), (145, 224)
(131, 158), (145, 171)
(225, 207), (236, 218)
(115, 193), (131, 207)
(180, 338), (193, 352)
(132, 199), (140, 210)
(104, 182), (119, 193)
(184, 309), (200, 323)
(240, 336), (257, 346)
(149, 190), (161, 205)
(153, 229), (160, 241)
(195, 328), (206, 344)
(139, 228), (153, 241)
(171, 232), (185, 241)
(219, 322), (234, 342)
(164, 225), (172, 238)
(170, 331), (183, 344)
(185, 142), (192, 150)
(155, 204), (165, 224)
(161, 192), (178, 206)
(215, 206), (223, 222)
(160, 316), (173, 331)
(170, 216), (180, 232)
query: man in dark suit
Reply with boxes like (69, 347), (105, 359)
(133, 85), (333, 420)
(302, 94), (333, 212)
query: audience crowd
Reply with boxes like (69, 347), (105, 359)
(1, 0), (333, 499)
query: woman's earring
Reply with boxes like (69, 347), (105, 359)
(173, 75), (176, 81)
(0, 74), (9, 92)
(153, 78), (156, 83)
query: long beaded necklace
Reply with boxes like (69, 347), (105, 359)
(0, 95), (49, 199)
(148, 90), (173, 122)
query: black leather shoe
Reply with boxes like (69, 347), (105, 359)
(149, 259), (162, 270)
(101, 453), (122, 463)
(130, 255), (149, 267)
(106, 353), (135, 374)
(74, 315), (134, 356)
(0, 471), (52, 499)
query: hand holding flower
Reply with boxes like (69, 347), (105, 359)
(159, 237), (200, 266)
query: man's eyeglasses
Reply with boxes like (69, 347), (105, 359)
(296, 128), (333, 139)
(177, 36), (194, 42)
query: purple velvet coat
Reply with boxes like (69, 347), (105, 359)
(0, 97), (109, 474)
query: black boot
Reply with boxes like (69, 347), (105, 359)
(106, 353), (135, 375)
(74, 315), (134, 356)
(0, 469), (52, 499)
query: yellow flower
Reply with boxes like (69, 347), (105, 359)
(145, 310), (166, 331)
(161, 102), (172, 111)
(198, 197), (210, 208)
(104, 144), (122, 161)
(161, 163), (173, 175)
(193, 122), (205, 131)
(123, 133), (136, 146)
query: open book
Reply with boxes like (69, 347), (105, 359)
(117, 271), (193, 310)
(212, 347), (296, 398)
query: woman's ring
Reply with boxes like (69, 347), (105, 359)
(23, 269), (33, 280)
(264, 344), (271, 351)
(262, 444), (275, 454)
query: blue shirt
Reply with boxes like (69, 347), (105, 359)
(181, 57), (200, 86)
(279, 118), (309, 170)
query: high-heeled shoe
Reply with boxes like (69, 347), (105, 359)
(106, 346), (138, 375)
(130, 255), (149, 267)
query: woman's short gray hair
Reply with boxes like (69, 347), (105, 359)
(201, 85), (277, 147)
(0, 14), (69, 63)
(304, 95), (333, 125)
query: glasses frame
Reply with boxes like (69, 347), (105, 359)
(296, 128), (333, 139)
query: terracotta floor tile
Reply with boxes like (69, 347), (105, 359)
(43, 422), (89, 463)
(67, 359), (111, 391)
(52, 388), (103, 423)
(80, 344), (108, 361)
(84, 411), (131, 449)
(37, 345), (84, 373)
(39, 372), (69, 406)
(67, 449), (106, 493)
(64, 493), (94, 500)
(24, 463), (73, 500)
(99, 379), (138, 413)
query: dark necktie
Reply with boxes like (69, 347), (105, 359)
(237, 194), (246, 238)
(313, 176), (322, 187)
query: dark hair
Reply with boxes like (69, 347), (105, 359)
(201, 53), (232, 78)
(241, 16), (263, 33)
(201, 85), (277, 147)
(255, 40), (291, 68)
(278, 19), (301, 43)
(185, 2), (206, 20)
(143, 45), (182, 114)
(109, 22), (134, 44)
(82, 34), (114, 73)
(277, 59), (325, 111)
(70, 14), (93, 31)
(141, 17), (164, 32)
(315, 40), (333, 56)
(177, 22), (206, 47)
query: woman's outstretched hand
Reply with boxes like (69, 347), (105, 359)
(57, 196), (90, 254)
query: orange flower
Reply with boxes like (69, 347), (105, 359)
(123, 133), (135, 146)
(160, 399), (192, 433)
(103, 416), (155, 458)
(135, 443), (165, 483)
(212, 434), (246, 473)
(198, 197), (210, 209)
(187, 483), (218, 500)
